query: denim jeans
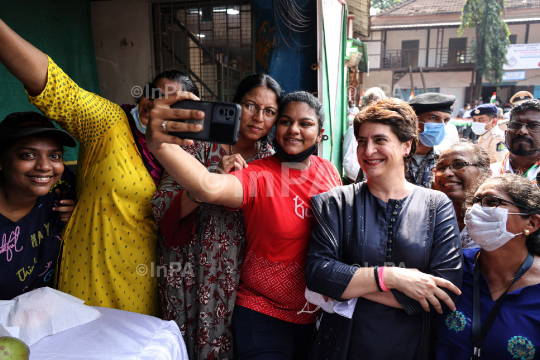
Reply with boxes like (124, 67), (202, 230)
(233, 305), (315, 360)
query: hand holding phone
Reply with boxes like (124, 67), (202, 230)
(169, 100), (241, 145)
(53, 184), (75, 226)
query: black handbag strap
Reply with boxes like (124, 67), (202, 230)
(471, 252), (534, 358)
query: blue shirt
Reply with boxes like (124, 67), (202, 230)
(435, 248), (540, 360)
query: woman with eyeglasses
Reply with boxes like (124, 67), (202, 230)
(435, 174), (540, 360)
(151, 74), (282, 360)
(0, 18), (201, 315)
(146, 90), (341, 360)
(435, 141), (492, 249)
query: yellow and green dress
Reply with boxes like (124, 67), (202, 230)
(28, 57), (160, 315)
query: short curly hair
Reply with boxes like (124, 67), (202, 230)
(353, 98), (418, 171)
(441, 140), (492, 177)
(510, 99), (540, 121)
(482, 174), (540, 256)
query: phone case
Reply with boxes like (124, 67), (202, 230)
(169, 100), (241, 145)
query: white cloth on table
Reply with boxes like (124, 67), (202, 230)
(29, 306), (188, 360)
(0, 287), (101, 346)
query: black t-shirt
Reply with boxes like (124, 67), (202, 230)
(0, 169), (75, 300)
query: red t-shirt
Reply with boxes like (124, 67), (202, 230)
(231, 155), (341, 324)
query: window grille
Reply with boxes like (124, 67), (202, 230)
(152, 1), (252, 102)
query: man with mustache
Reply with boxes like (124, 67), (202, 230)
(491, 100), (540, 184)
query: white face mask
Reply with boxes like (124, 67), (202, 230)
(298, 288), (358, 319)
(298, 288), (334, 314)
(471, 122), (488, 135)
(464, 205), (526, 251)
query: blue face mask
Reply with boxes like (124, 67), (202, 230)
(418, 122), (446, 147)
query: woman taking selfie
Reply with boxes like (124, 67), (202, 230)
(305, 98), (463, 360)
(0, 18), (200, 314)
(146, 91), (341, 360)
(151, 73), (282, 359)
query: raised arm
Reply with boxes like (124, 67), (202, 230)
(0, 19), (48, 95)
(146, 92), (244, 209)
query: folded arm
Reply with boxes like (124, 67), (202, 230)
(306, 191), (461, 314)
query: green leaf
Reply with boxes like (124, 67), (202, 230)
(460, 0), (510, 85)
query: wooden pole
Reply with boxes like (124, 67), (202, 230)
(470, 69), (475, 103)
(409, 66), (415, 94)
(419, 67), (427, 93)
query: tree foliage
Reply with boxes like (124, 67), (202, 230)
(371, 0), (403, 11)
(459, 0), (510, 100)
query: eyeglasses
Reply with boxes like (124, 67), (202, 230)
(434, 161), (479, 175)
(464, 195), (533, 212)
(240, 102), (278, 120)
(507, 121), (540, 132)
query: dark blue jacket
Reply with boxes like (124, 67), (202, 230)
(305, 183), (463, 360)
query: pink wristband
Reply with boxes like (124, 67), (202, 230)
(379, 266), (390, 292)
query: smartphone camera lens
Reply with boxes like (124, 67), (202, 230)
(219, 108), (224, 115)
(229, 109), (234, 116)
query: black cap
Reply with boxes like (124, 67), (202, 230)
(472, 104), (498, 116)
(408, 93), (456, 115)
(0, 112), (77, 147)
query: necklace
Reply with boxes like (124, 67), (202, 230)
(229, 142), (261, 159)
(475, 251), (519, 294)
(490, 277), (516, 294)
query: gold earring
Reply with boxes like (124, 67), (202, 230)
(525, 230), (530, 236)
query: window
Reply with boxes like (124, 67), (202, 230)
(509, 34), (517, 44)
(152, 1), (252, 102)
(448, 38), (467, 65)
(401, 40), (419, 67)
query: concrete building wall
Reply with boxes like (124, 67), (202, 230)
(394, 70), (473, 115)
(384, 29), (429, 67)
(367, 41), (381, 68)
(527, 23), (540, 43)
(91, 0), (153, 105)
(362, 70), (394, 97)
(507, 24), (527, 43)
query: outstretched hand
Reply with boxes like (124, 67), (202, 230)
(387, 267), (461, 314)
(146, 91), (205, 152)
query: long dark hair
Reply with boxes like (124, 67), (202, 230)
(136, 69), (200, 103)
(233, 74), (283, 151)
(233, 73), (283, 104)
(278, 91), (325, 131)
